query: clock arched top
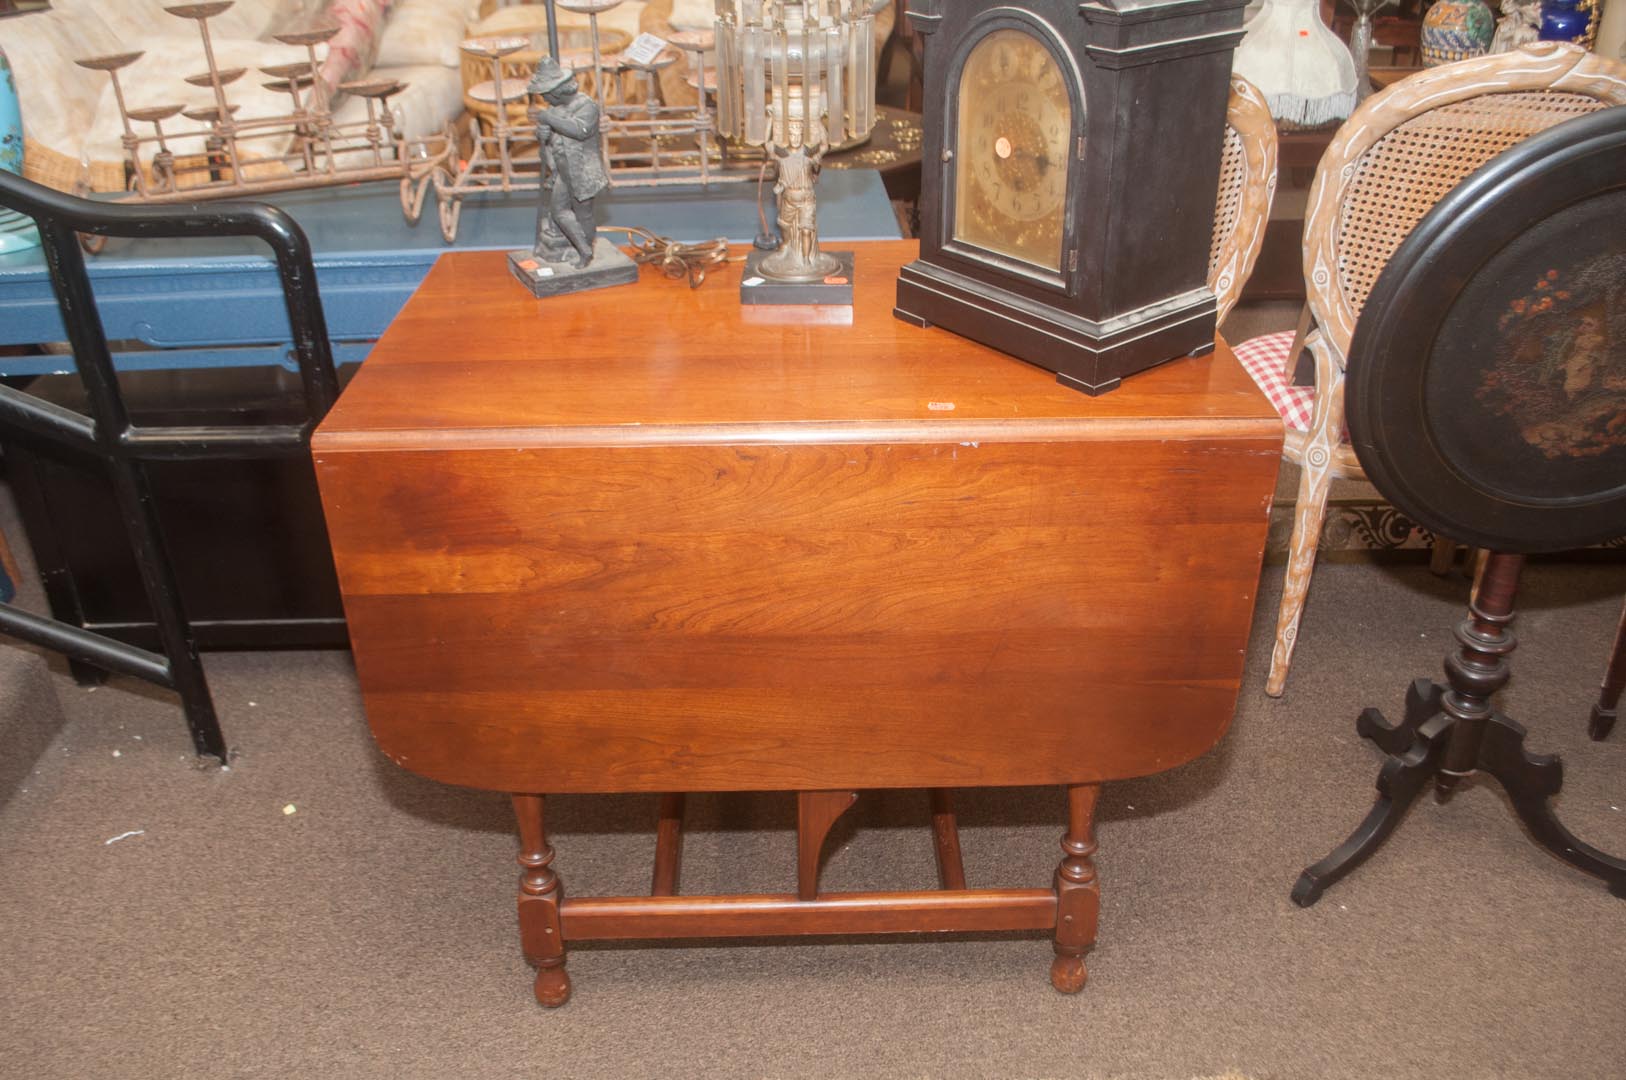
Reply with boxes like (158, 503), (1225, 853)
(944, 11), (1084, 277)
(942, 7), (1086, 110)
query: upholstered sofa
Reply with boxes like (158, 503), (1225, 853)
(0, 0), (474, 193)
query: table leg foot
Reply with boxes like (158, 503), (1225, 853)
(1292, 711), (1447, 907)
(533, 964), (572, 1008)
(1478, 713), (1626, 897)
(1049, 953), (1088, 994)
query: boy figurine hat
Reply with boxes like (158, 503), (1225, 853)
(527, 55), (575, 97)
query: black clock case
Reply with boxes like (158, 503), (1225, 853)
(895, 0), (1249, 394)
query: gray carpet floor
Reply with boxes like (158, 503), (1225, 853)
(2, 514), (1623, 1077)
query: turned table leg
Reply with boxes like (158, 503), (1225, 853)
(1050, 783), (1101, 994)
(513, 793), (570, 1007)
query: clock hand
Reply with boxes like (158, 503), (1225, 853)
(1001, 145), (1051, 172)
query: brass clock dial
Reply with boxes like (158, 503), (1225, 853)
(951, 28), (1074, 272)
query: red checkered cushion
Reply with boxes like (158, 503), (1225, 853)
(1234, 330), (1314, 431)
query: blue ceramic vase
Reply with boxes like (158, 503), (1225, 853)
(1, 42), (42, 253)
(1421, 0), (1497, 66)
(1538, 0), (1600, 46)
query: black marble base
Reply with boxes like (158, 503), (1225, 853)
(508, 240), (638, 298)
(739, 249), (855, 306)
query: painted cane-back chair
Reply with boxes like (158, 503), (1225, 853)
(1234, 42), (1626, 697)
(1211, 74), (1279, 326)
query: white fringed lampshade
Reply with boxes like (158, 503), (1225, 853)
(1232, 0), (1358, 128)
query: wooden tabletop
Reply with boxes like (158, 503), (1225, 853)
(315, 239), (1282, 795)
(315, 241), (1277, 453)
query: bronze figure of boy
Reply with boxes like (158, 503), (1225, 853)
(527, 56), (608, 269)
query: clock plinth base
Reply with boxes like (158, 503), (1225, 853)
(1057, 370), (1119, 396)
(895, 260), (1217, 395)
(741, 250), (855, 306)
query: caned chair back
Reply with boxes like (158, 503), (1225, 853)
(1304, 42), (1626, 361)
(1209, 74), (1278, 325)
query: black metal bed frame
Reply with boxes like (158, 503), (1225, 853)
(0, 170), (338, 762)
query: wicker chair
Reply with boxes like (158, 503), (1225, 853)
(1211, 74), (1280, 326)
(1234, 42), (1626, 698)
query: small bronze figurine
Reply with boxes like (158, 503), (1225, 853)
(739, 96), (855, 306)
(508, 55), (637, 298)
(759, 104), (838, 282)
(530, 56), (606, 267)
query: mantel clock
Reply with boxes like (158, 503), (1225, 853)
(895, 0), (1249, 394)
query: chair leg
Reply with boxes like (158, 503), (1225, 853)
(1266, 456), (1335, 697)
(1286, 303), (1313, 374)
(1591, 598), (1626, 741)
(1428, 537), (1458, 576)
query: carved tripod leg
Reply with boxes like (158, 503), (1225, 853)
(797, 791), (858, 901)
(1476, 714), (1626, 899)
(513, 793), (570, 1007)
(1050, 783), (1101, 994)
(1291, 712), (1450, 908)
(1357, 678), (1446, 757)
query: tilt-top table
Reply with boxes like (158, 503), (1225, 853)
(311, 240), (1282, 1006)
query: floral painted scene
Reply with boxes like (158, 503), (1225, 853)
(1481, 251), (1626, 460)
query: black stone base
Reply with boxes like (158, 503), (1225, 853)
(508, 240), (639, 298)
(739, 249), (855, 306)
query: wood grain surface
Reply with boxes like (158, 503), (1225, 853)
(313, 241), (1277, 445)
(314, 242), (1281, 796)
